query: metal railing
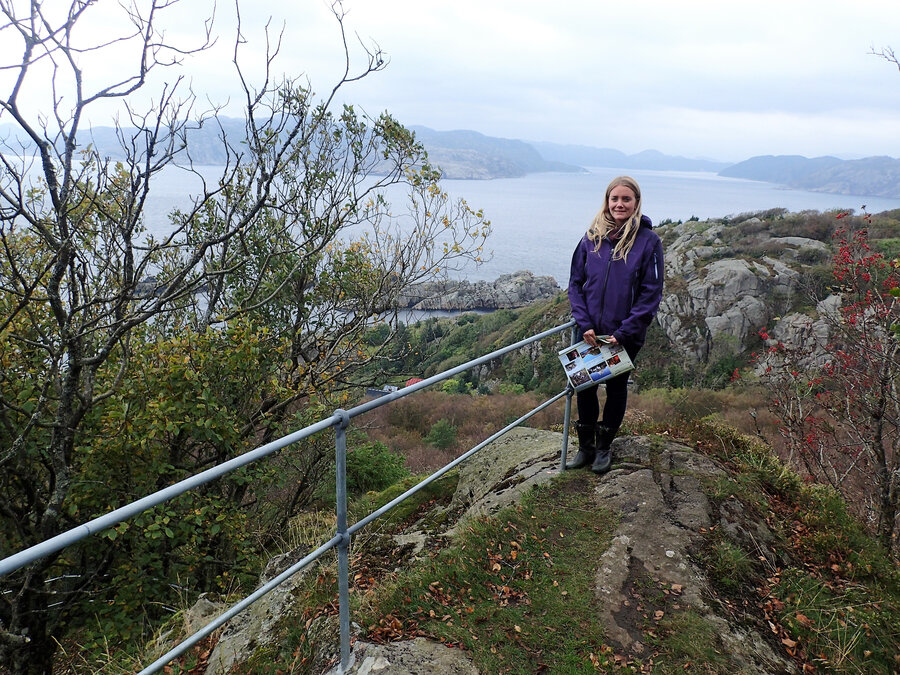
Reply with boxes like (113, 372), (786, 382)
(0, 319), (578, 674)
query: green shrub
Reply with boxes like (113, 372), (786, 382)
(874, 237), (900, 260)
(506, 353), (535, 389)
(316, 440), (410, 501)
(425, 418), (457, 450)
(441, 378), (462, 394)
(347, 440), (410, 495)
(667, 364), (685, 388)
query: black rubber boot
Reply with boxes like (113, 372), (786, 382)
(566, 421), (597, 470)
(591, 424), (615, 474)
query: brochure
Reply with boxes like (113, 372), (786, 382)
(557, 339), (634, 391)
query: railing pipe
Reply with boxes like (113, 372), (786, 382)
(560, 324), (580, 470)
(0, 415), (341, 577)
(334, 410), (352, 672)
(347, 320), (576, 420)
(560, 387), (574, 470)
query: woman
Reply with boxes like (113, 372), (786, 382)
(566, 176), (664, 473)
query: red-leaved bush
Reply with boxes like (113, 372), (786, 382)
(759, 213), (900, 551)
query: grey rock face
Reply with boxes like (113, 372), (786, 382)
(754, 294), (841, 375)
(593, 436), (794, 672)
(657, 218), (826, 361)
(203, 552), (317, 674)
(325, 638), (479, 675)
(767, 237), (829, 262)
(400, 270), (560, 311)
(447, 427), (562, 526)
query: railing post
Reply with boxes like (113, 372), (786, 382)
(560, 324), (580, 471)
(560, 386), (574, 471)
(334, 409), (352, 672)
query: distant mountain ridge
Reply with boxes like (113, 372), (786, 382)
(721, 154), (900, 199)
(529, 140), (729, 173)
(408, 125), (583, 179)
(0, 117), (249, 165)
(3, 118), (899, 197)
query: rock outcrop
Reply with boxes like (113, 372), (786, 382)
(593, 436), (792, 671)
(177, 427), (800, 673)
(152, 377), (822, 675)
(657, 217), (830, 361)
(400, 270), (560, 311)
(203, 549), (317, 674)
(752, 294), (841, 375)
(308, 428), (793, 674)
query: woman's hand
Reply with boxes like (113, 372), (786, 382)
(583, 330), (617, 347)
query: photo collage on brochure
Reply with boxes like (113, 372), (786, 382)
(557, 340), (634, 392)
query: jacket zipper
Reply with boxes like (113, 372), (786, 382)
(598, 240), (612, 328)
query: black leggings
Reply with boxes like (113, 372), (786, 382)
(576, 369), (629, 432)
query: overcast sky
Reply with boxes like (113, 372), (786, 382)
(4, 0), (900, 162)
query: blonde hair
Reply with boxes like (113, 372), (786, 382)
(586, 176), (643, 261)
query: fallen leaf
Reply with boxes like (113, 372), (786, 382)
(795, 613), (813, 627)
(782, 637), (798, 649)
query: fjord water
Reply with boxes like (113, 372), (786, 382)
(439, 168), (900, 286)
(143, 166), (900, 288)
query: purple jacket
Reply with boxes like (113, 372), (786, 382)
(567, 215), (664, 352)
